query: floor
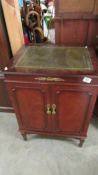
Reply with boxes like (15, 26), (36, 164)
(0, 112), (98, 175)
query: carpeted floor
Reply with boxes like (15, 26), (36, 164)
(0, 112), (98, 175)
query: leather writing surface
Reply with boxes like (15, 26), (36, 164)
(14, 46), (93, 71)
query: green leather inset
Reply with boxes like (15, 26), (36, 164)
(15, 46), (93, 71)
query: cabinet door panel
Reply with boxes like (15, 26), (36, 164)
(52, 86), (95, 134)
(11, 84), (48, 131)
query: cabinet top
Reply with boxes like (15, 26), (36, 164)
(15, 46), (92, 70)
(4, 46), (98, 76)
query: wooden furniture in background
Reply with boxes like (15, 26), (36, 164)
(55, 19), (98, 46)
(1, 0), (24, 55)
(55, 0), (98, 46)
(4, 46), (98, 146)
(56, 0), (98, 17)
(0, 0), (13, 112)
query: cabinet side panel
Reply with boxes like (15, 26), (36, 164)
(0, 77), (12, 111)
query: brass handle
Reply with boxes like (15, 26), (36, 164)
(52, 104), (56, 115)
(46, 104), (51, 115)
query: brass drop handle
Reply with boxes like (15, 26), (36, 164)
(52, 104), (56, 115)
(46, 104), (51, 115)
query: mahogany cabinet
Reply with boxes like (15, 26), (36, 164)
(4, 46), (98, 146)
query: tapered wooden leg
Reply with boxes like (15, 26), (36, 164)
(79, 139), (85, 147)
(22, 133), (27, 141)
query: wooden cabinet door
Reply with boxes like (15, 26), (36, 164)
(52, 85), (97, 136)
(10, 83), (49, 131)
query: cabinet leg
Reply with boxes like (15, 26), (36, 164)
(21, 133), (27, 141)
(79, 139), (85, 147)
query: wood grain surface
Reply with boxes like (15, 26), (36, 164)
(1, 0), (24, 55)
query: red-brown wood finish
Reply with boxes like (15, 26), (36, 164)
(11, 84), (49, 130)
(55, 19), (98, 46)
(0, 74), (13, 112)
(4, 47), (98, 146)
(52, 85), (97, 135)
(0, 1), (13, 112)
(0, 2), (11, 69)
(55, 0), (98, 46)
(55, 0), (98, 18)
